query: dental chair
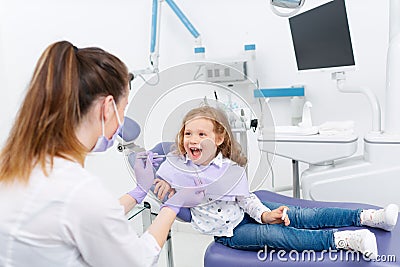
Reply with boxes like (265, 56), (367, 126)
(120, 118), (400, 266)
(148, 142), (400, 266)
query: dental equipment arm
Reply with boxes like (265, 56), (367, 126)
(149, 0), (161, 73)
(133, 0), (202, 77)
(333, 71), (382, 133)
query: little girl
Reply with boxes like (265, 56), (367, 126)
(154, 106), (398, 259)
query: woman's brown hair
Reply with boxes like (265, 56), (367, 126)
(175, 106), (247, 166)
(0, 40), (130, 183)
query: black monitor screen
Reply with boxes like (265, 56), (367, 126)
(289, 0), (355, 71)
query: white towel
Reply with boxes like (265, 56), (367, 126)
(318, 120), (355, 136)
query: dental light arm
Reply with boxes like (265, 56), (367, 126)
(164, 0), (201, 42)
(149, 0), (161, 73)
(133, 0), (202, 78)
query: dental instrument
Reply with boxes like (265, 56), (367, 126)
(137, 154), (169, 159)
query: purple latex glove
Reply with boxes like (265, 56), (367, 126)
(161, 187), (205, 214)
(149, 152), (164, 168)
(127, 151), (156, 203)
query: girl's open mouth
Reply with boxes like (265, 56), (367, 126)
(189, 147), (202, 160)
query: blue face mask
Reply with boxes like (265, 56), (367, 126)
(91, 100), (123, 153)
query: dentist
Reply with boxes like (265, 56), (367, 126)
(0, 41), (202, 267)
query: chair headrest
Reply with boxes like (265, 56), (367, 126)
(119, 116), (141, 142)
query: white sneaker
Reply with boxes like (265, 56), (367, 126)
(334, 229), (378, 259)
(361, 204), (399, 231)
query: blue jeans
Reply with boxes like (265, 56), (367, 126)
(215, 201), (362, 251)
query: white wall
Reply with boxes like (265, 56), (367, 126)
(0, 0), (389, 197)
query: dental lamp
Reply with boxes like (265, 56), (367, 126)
(270, 0), (305, 17)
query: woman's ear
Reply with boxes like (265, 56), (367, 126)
(102, 95), (115, 122)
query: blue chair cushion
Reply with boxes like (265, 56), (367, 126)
(204, 190), (400, 266)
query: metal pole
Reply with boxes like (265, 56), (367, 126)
(292, 160), (300, 198)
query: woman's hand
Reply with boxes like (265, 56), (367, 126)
(153, 178), (176, 200)
(126, 151), (156, 204)
(261, 206), (290, 226)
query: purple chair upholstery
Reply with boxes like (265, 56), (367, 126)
(204, 190), (400, 266)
